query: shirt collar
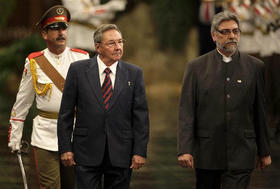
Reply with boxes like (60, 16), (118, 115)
(217, 48), (232, 63)
(97, 55), (118, 75)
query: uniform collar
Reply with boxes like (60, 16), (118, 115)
(46, 47), (69, 59)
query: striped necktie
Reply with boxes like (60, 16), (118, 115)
(102, 68), (113, 110)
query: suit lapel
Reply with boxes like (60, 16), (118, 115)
(107, 61), (126, 111)
(86, 57), (104, 107)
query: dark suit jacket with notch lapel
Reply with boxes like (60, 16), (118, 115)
(58, 55), (149, 168)
(177, 49), (270, 170)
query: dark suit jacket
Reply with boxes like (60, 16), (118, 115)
(177, 49), (270, 170)
(57, 56), (149, 168)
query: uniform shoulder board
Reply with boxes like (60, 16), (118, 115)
(70, 48), (88, 55)
(28, 51), (44, 60)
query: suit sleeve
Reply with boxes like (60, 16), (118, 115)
(177, 62), (197, 156)
(57, 64), (77, 154)
(132, 68), (149, 157)
(254, 61), (270, 157)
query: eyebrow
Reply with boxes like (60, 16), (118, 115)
(107, 39), (123, 41)
(218, 27), (239, 30)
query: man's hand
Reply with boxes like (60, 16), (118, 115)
(178, 153), (194, 168)
(256, 155), (272, 169)
(8, 142), (21, 153)
(61, 152), (76, 167)
(130, 155), (146, 169)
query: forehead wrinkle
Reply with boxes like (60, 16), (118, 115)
(218, 20), (238, 28)
(102, 30), (122, 41)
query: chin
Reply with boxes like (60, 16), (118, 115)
(224, 46), (236, 53)
(56, 39), (65, 44)
(112, 55), (122, 60)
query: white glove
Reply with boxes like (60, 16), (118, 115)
(8, 141), (21, 153)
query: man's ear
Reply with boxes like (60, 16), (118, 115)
(95, 43), (101, 54)
(211, 32), (216, 42)
(41, 30), (47, 40)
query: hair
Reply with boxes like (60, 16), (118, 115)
(93, 24), (122, 43)
(211, 11), (240, 33)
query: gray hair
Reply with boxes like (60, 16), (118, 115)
(211, 11), (240, 33)
(93, 24), (122, 43)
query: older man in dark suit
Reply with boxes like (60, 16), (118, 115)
(57, 24), (149, 189)
(177, 11), (271, 189)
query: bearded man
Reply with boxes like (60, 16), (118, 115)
(177, 11), (271, 189)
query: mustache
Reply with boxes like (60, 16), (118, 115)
(56, 36), (65, 41)
(225, 39), (238, 44)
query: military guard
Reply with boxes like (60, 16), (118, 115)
(198, 0), (225, 55)
(62, 0), (127, 52)
(8, 5), (89, 189)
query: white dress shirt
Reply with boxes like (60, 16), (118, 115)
(97, 55), (118, 89)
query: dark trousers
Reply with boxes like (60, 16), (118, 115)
(195, 169), (253, 189)
(60, 163), (75, 189)
(75, 144), (132, 189)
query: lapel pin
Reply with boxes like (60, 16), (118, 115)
(128, 81), (131, 86)
(237, 80), (242, 83)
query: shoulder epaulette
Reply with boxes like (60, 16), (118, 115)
(28, 51), (44, 60)
(70, 48), (88, 55)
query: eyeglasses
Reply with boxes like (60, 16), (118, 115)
(100, 39), (126, 48)
(216, 28), (241, 35)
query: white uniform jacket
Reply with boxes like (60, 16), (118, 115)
(8, 47), (89, 151)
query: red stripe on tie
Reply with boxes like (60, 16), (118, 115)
(104, 92), (113, 104)
(103, 85), (112, 98)
(102, 79), (110, 93)
(105, 104), (109, 110)
(102, 68), (113, 110)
